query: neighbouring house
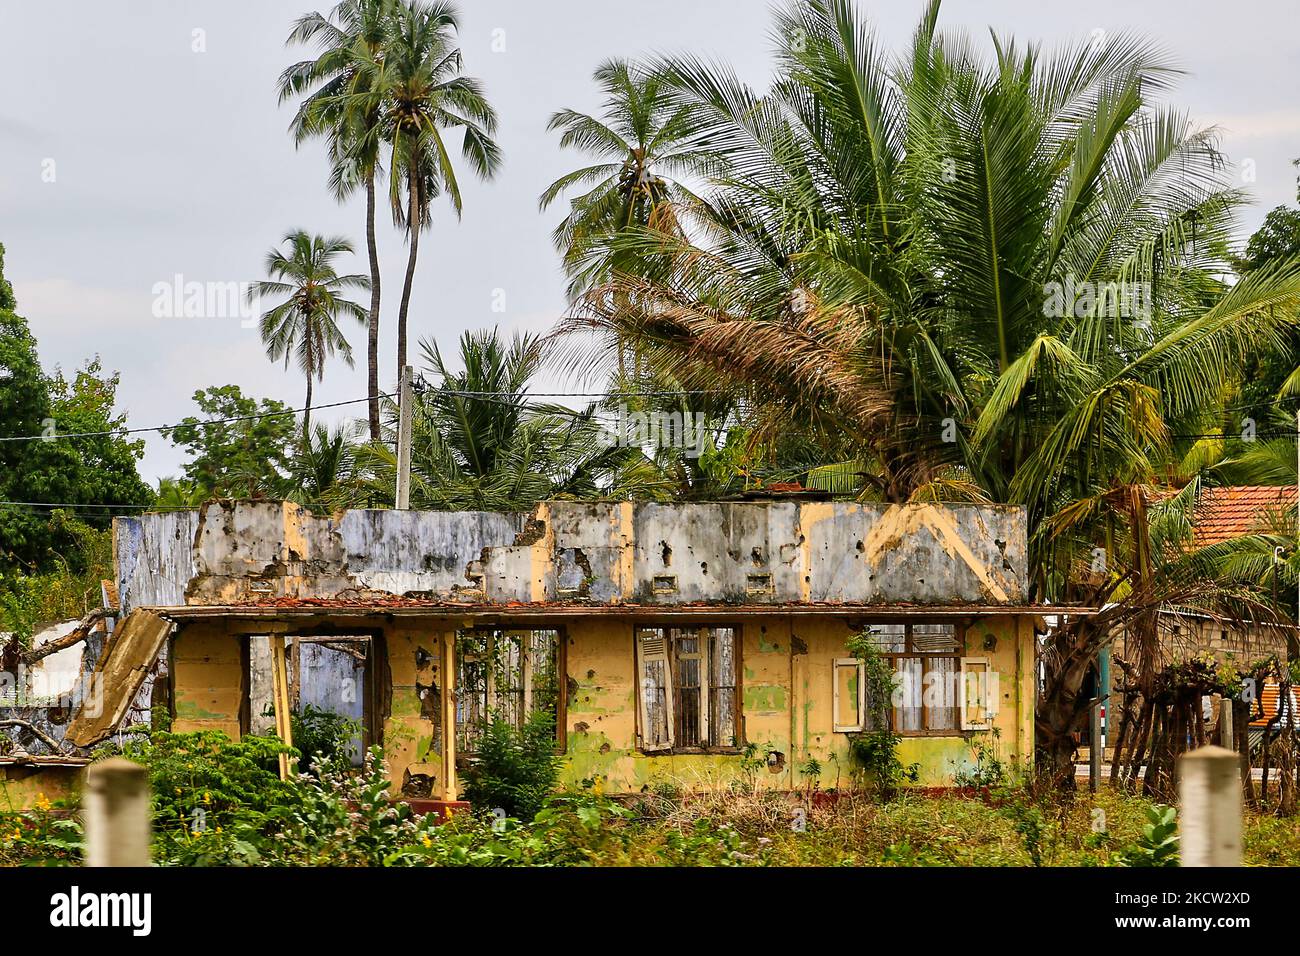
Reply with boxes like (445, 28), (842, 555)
(36, 499), (1090, 806)
(1075, 485), (1299, 759)
(1110, 485), (1298, 666)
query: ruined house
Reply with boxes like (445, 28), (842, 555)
(16, 498), (1087, 807)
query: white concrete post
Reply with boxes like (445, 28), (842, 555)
(1218, 697), (1234, 749)
(1178, 745), (1241, 867)
(395, 365), (414, 511)
(84, 757), (151, 867)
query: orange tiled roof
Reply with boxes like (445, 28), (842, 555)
(1194, 486), (1296, 547)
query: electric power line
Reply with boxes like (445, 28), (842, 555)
(0, 386), (727, 445)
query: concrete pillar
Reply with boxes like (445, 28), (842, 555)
(1089, 699), (1102, 793)
(1218, 697), (1234, 749)
(1178, 745), (1241, 867)
(84, 757), (151, 867)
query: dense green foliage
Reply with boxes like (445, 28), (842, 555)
(358, 328), (636, 510)
(461, 711), (563, 821)
(547, 0), (1300, 778)
(7, 739), (1299, 867)
(0, 244), (152, 649)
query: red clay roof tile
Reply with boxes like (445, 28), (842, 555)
(1195, 486), (1296, 547)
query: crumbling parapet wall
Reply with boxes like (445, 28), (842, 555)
(114, 499), (1028, 612)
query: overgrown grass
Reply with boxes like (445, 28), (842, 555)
(4, 732), (1300, 866)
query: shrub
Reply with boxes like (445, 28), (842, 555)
(0, 794), (81, 866)
(108, 729), (297, 862)
(1117, 804), (1179, 867)
(290, 704), (361, 775)
(461, 711), (562, 821)
(845, 632), (918, 797)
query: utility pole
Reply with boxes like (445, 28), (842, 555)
(395, 365), (414, 511)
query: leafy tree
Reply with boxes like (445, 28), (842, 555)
(1228, 159), (1300, 417)
(1237, 160), (1300, 274)
(251, 230), (369, 433)
(164, 385), (297, 498)
(461, 711), (562, 820)
(540, 58), (711, 302)
(46, 360), (154, 511)
(288, 421), (363, 506)
(0, 302), (61, 568)
(0, 245), (152, 571)
(280, 0), (399, 441)
(154, 476), (208, 511)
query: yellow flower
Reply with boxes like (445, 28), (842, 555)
(9, 828), (21, 841)
(35, 793), (50, 811)
(421, 835), (432, 848)
(174, 788), (181, 795)
(215, 827), (222, 834)
(203, 792), (211, 804)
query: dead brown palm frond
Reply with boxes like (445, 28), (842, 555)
(571, 276), (894, 427)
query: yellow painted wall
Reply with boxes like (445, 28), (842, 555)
(170, 622), (243, 740)
(0, 765), (82, 811)
(383, 624), (444, 797)
(561, 615), (1035, 792)
(168, 614), (1037, 800)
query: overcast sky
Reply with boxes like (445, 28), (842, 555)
(2, 0), (1298, 484)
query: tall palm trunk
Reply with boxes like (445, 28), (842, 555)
(304, 374), (314, 435)
(396, 165), (420, 380)
(365, 170), (382, 441)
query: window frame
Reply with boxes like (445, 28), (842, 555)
(847, 621), (968, 738)
(633, 624), (745, 755)
(453, 624), (568, 757)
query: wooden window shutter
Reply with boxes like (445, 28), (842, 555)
(960, 657), (994, 730)
(636, 629), (674, 751)
(833, 659), (865, 733)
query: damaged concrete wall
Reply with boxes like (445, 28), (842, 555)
(1, 618), (109, 755)
(115, 510), (199, 616)
(117, 498), (1029, 610)
(561, 614), (1034, 792)
(141, 498), (1034, 796)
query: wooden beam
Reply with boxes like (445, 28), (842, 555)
(442, 632), (457, 802)
(269, 634), (295, 781)
(20, 608), (110, 665)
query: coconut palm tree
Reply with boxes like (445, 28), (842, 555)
(540, 58), (713, 301)
(554, 0), (1300, 784)
(288, 420), (363, 506)
(279, 0), (397, 441)
(250, 231), (370, 434)
(342, 0), (501, 381)
(356, 328), (635, 511)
